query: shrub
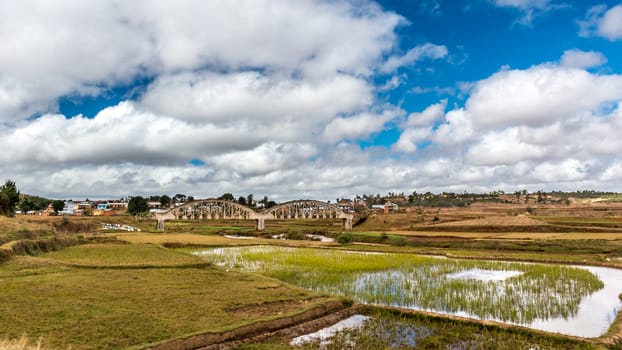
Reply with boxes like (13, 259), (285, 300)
(11, 237), (85, 256)
(0, 248), (12, 263)
(285, 231), (306, 240)
(52, 219), (92, 233)
(337, 233), (353, 244)
(390, 235), (407, 246)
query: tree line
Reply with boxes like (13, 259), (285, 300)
(126, 193), (278, 215)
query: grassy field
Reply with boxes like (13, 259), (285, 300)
(0, 244), (335, 350)
(115, 232), (335, 248)
(43, 243), (207, 267)
(3, 204), (622, 349)
(116, 232), (266, 245)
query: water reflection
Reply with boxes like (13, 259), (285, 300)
(194, 246), (622, 337)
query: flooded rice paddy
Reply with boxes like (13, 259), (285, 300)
(290, 314), (371, 347)
(193, 246), (622, 337)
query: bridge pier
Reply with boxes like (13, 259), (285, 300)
(255, 217), (265, 231)
(342, 216), (352, 230)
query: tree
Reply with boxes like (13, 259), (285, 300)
(173, 194), (186, 203)
(19, 195), (51, 213)
(0, 180), (20, 217)
(52, 200), (65, 213)
(159, 195), (171, 208)
(220, 193), (234, 201)
(537, 190), (544, 203)
(128, 196), (149, 215)
(246, 194), (254, 207)
(259, 195), (276, 209)
(237, 196), (247, 205)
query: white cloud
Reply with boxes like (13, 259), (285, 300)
(409, 85), (456, 95)
(0, 0), (404, 122)
(378, 75), (404, 91)
(601, 160), (622, 181)
(0, 0), (428, 199)
(403, 100), (447, 127)
(392, 100), (446, 153)
(390, 59), (622, 191)
(432, 108), (475, 146)
(465, 128), (547, 165)
(141, 71), (371, 125)
(598, 5), (622, 40)
(530, 159), (590, 182)
(560, 49), (607, 69)
(491, 0), (558, 24)
(466, 65), (622, 127)
(209, 143), (317, 177)
(323, 109), (401, 143)
(381, 43), (448, 73)
(493, 0), (550, 10)
(579, 4), (622, 40)
(0, 101), (312, 166)
(2, 1), (622, 199)
(393, 128), (431, 153)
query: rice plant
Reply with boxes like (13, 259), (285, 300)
(195, 246), (604, 324)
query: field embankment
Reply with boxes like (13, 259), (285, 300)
(0, 241), (340, 349)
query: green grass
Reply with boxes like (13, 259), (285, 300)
(43, 243), (206, 267)
(0, 245), (334, 350)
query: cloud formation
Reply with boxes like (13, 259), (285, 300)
(381, 43), (449, 73)
(1, 1), (622, 200)
(579, 4), (622, 40)
(0, 0), (402, 122)
(390, 54), (622, 192)
(560, 49), (607, 69)
(491, 0), (559, 24)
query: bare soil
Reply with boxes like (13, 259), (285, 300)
(434, 214), (546, 227)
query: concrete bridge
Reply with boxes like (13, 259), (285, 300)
(154, 199), (353, 231)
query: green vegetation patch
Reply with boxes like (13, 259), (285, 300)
(0, 252), (329, 350)
(44, 243), (207, 268)
(197, 246), (603, 324)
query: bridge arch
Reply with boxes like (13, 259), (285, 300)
(264, 200), (353, 230)
(155, 198), (264, 230)
(155, 199), (353, 231)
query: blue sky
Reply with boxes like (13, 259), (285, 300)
(1, 0), (622, 200)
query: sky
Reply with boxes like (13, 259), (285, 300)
(1, 0), (622, 201)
